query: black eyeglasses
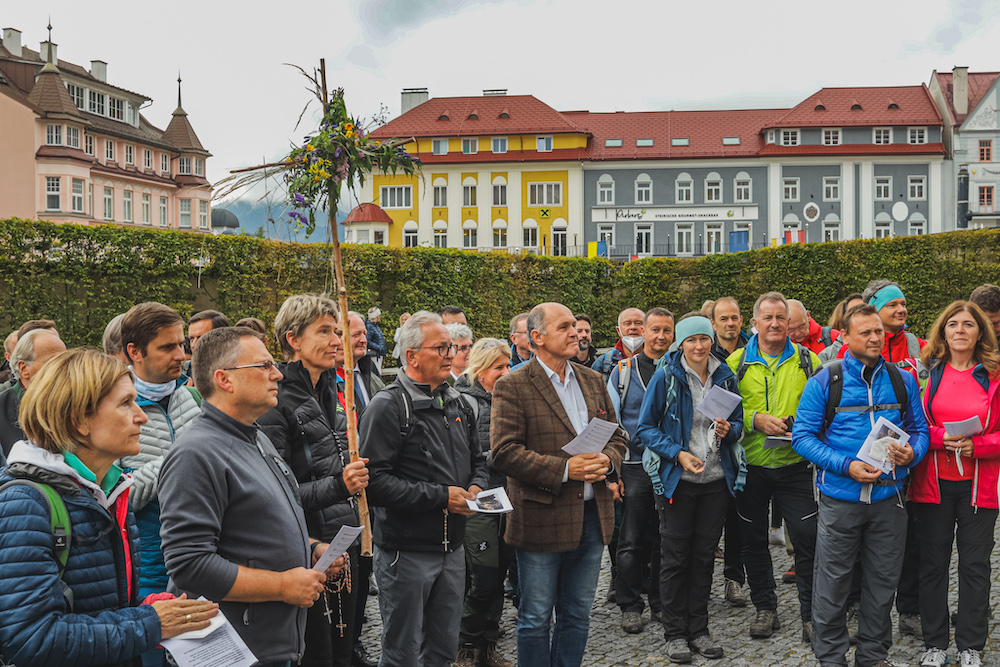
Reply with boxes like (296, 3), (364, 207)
(455, 344), (472, 354)
(419, 344), (456, 357)
(223, 360), (276, 371)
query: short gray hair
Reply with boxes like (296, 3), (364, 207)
(3, 331), (16, 355)
(753, 291), (789, 319)
(617, 307), (645, 328)
(397, 311), (443, 368)
(102, 314), (125, 355)
(11, 329), (60, 380)
(445, 323), (472, 343)
(787, 299), (807, 317)
(192, 327), (261, 399)
(526, 306), (547, 350)
(273, 294), (339, 361)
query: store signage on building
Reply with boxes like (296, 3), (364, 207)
(593, 205), (759, 222)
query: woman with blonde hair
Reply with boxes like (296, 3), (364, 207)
(910, 301), (1000, 667)
(0, 348), (217, 666)
(454, 338), (515, 667)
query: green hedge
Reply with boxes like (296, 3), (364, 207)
(1, 218), (998, 352)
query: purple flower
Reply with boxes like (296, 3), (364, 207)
(334, 147), (342, 158)
(293, 193), (308, 206)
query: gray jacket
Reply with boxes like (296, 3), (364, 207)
(159, 402), (311, 665)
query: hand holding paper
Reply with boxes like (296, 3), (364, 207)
(312, 525), (364, 574)
(561, 418), (619, 456)
(696, 386), (742, 421)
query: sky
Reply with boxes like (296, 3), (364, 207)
(6, 0), (1000, 209)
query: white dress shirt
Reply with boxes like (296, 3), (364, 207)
(535, 355), (595, 500)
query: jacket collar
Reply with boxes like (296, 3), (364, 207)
(841, 349), (888, 379)
(743, 334), (796, 366)
(200, 400), (259, 443)
(396, 369), (455, 410)
(6, 440), (132, 509)
(925, 360), (991, 424)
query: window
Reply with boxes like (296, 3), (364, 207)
(141, 193), (151, 224)
(432, 139), (448, 155)
(706, 224), (723, 253)
(463, 228), (477, 248)
(123, 190), (133, 222)
(675, 225), (693, 255)
(783, 178), (799, 202)
(823, 129), (841, 146)
(722, 137), (740, 146)
(125, 145), (134, 165)
(179, 199), (191, 227)
(824, 222), (841, 242)
(105, 140), (115, 162)
(781, 129), (799, 146)
(909, 220), (925, 235)
(46, 124), (61, 145)
(403, 229), (418, 247)
(823, 177), (840, 201)
(634, 224), (652, 255)
(355, 229), (369, 244)
(374, 230), (385, 245)
(705, 179), (722, 203)
(523, 227), (538, 248)
(143, 149), (152, 169)
(980, 140), (993, 162)
(536, 136), (553, 152)
(637, 138), (654, 147)
(908, 176), (926, 200)
(160, 196), (168, 226)
(766, 130), (775, 144)
(104, 186), (113, 220)
(434, 229), (447, 248)
(980, 186), (995, 213)
(463, 185), (477, 207)
(908, 127), (926, 145)
(875, 176), (892, 200)
(528, 182), (561, 206)
(875, 221), (891, 238)
(127, 104), (138, 126)
(89, 90), (105, 115)
(109, 98), (124, 121)
(85, 134), (94, 155)
(676, 176), (693, 203)
(72, 178), (84, 213)
(492, 137), (507, 154)
(604, 139), (623, 147)
(671, 138), (689, 146)
(874, 128), (892, 145)
(178, 157), (192, 174)
(200, 201), (208, 228)
(493, 227), (507, 247)
(433, 185), (447, 207)
(598, 225), (614, 247)
(462, 138), (478, 154)
(636, 180), (652, 204)
(67, 126), (80, 149)
(67, 83), (85, 109)
(735, 177), (751, 202)
(161, 154), (169, 173)
(552, 228), (567, 256)
(380, 185), (412, 209)
(45, 177), (60, 210)
(492, 184), (507, 206)
(598, 180), (614, 205)
(195, 159), (205, 177)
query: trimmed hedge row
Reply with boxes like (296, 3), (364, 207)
(1, 218), (998, 352)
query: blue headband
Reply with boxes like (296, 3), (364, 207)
(869, 285), (905, 312)
(676, 316), (714, 346)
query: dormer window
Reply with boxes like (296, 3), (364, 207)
(438, 111), (450, 121)
(178, 157), (192, 175)
(851, 104), (862, 110)
(498, 109), (510, 118)
(888, 102), (899, 109)
(814, 104), (826, 111)
(605, 139), (623, 147)
(781, 129), (799, 146)
(109, 98), (124, 121)
(467, 111), (479, 119)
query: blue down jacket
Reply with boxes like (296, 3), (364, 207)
(0, 442), (160, 667)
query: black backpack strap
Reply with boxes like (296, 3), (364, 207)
(885, 363), (908, 420)
(821, 326), (833, 347)
(822, 361), (844, 433)
(736, 349), (748, 381)
(797, 344), (815, 379)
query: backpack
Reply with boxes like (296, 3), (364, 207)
(599, 350), (618, 380)
(821, 360), (908, 433)
(615, 358), (634, 416)
(0, 479), (74, 610)
(820, 326), (835, 348)
(735, 343), (815, 382)
(382, 382), (477, 445)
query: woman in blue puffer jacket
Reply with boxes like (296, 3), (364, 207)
(0, 348), (217, 667)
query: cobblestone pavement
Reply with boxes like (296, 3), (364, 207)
(358, 538), (999, 666)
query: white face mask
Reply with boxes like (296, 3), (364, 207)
(621, 335), (645, 352)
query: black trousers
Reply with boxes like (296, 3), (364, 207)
(615, 463), (662, 613)
(304, 544), (360, 667)
(735, 461), (817, 621)
(895, 500), (921, 615)
(723, 495), (745, 585)
(913, 480), (997, 652)
(352, 552), (372, 644)
(657, 479), (729, 641)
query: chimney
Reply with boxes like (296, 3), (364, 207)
(401, 87), (429, 115)
(483, 89), (507, 97)
(91, 60), (107, 82)
(954, 66), (969, 116)
(2, 28), (22, 57)
(39, 40), (57, 66)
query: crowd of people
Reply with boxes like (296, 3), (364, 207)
(0, 281), (998, 667)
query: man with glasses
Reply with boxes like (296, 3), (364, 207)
(361, 311), (489, 667)
(788, 299), (840, 355)
(447, 323), (474, 385)
(343, 311), (384, 410)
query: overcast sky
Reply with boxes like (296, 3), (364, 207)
(7, 0), (1000, 206)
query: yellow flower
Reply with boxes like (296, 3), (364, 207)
(307, 144), (315, 151)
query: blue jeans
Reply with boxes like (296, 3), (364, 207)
(515, 500), (604, 667)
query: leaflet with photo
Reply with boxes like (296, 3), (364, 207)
(857, 416), (910, 475)
(466, 487), (514, 514)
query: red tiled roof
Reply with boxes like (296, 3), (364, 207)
(344, 202), (394, 224)
(413, 148), (591, 164)
(758, 143), (946, 157)
(566, 109), (787, 160)
(933, 71), (1000, 124)
(767, 86), (942, 128)
(370, 95), (588, 139)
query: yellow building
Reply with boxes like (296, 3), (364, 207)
(355, 89), (588, 255)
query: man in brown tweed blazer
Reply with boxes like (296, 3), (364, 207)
(491, 302), (626, 667)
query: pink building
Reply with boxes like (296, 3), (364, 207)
(0, 27), (212, 230)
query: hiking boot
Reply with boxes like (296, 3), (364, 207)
(846, 602), (860, 645)
(479, 643), (513, 667)
(621, 611), (643, 634)
(919, 647), (949, 667)
(802, 621), (813, 644)
(862, 661), (902, 667)
(958, 649), (982, 667)
(665, 637), (692, 663)
(650, 608), (664, 624)
(724, 579), (747, 607)
(690, 634), (724, 659)
(453, 644), (478, 667)
(749, 609), (780, 638)
(782, 568), (796, 583)
(899, 613), (923, 639)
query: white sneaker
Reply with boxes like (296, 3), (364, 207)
(958, 649), (982, 667)
(920, 647), (949, 667)
(768, 527), (785, 546)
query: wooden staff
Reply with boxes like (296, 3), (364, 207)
(321, 59), (372, 557)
